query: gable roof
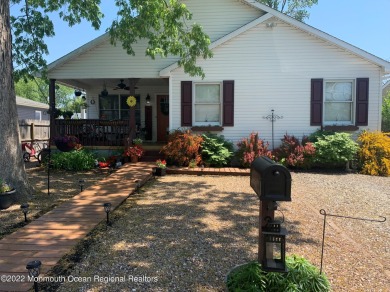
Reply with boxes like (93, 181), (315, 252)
(16, 96), (49, 109)
(160, 0), (390, 76)
(47, 33), (109, 73)
(47, 0), (390, 76)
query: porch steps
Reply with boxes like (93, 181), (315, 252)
(142, 150), (165, 162)
(141, 143), (165, 162)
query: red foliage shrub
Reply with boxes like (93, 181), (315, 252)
(273, 134), (316, 169)
(236, 132), (272, 168)
(161, 129), (203, 166)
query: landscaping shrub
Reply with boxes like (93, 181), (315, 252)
(382, 91), (390, 132)
(51, 149), (97, 171)
(201, 133), (233, 167)
(357, 131), (390, 176)
(226, 255), (330, 292)
(307, 130), (335, 143)
(161, 129), (203, 166)
(312, 132), (358, 167)
(236, 132), (272, 168)
(273, 134), (316, 169)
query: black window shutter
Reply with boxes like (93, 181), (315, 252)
(356, 78), (369, 126)
(181, 81), (192, 126)
(311, 79), (323, 126)
(223, 80), (234, 126)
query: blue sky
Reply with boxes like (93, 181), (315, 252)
(11, 0), (390, 64)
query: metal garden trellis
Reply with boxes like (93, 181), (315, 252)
(263, 109), (283, 150)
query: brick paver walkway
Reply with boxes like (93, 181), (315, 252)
(0, 163), (249, 291)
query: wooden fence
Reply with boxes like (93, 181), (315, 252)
(19, 119), (50, 142)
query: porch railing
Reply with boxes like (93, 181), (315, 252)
(53, 119), (130, 147)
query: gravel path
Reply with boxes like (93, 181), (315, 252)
(54, 173), (389, 292)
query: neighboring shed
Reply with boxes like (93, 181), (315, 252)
(16, 96), (49, 121)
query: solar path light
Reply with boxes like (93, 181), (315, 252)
(26, 260), (41, 292)
(20, 203), (29, 222)
(103, 202), (112, 225)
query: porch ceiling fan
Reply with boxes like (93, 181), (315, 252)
(113, 79), (138, 91)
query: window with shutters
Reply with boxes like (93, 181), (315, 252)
(324, 80), (354, 125)
(194, 83), (221, 126)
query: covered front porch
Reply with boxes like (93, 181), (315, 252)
(49, 78), (170, 147)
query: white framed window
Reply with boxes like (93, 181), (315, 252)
(323, 80), (354, 125)
(35, 110), (42, 120)
(194, 83), (221, 126)
(99, 94), (140, 123)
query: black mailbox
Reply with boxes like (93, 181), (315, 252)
(250, 156), (291, 201)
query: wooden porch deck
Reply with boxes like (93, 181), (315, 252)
(0, 164), (249, 291)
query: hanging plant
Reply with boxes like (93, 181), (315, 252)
(126, 96), (137, 107)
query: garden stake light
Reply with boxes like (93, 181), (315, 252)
(262, 220), (287, 272)
(20, 203), (29, 222)
(103, 203), (112, 225)
(26, 260), (41, 292)
(79, 179), (85, 192)
(46, 140), (52, 196)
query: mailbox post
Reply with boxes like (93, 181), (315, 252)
(250, 156), (291, 273)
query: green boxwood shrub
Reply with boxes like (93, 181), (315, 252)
(50, 149), (97, 171)
(201, 133), (234, 167)
(226, 255), (330, 292)
(309, 131), (358, 168)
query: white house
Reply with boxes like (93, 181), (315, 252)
(46, 0), (390, 147)
(16, 96), (49, 121)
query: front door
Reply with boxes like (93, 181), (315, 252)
(157, 95), (169, 142)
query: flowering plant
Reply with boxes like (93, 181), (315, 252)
(124, 145), (144, 158)
(126, 96), (137, 107)
(0, 178), (12, 193)
(54, 135), (80, 148)
(156, 159), (167, 169)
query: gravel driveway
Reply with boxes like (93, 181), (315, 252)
(55, 173), (389, 292)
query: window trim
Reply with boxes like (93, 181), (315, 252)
(34, 110), (42, 121)
(323, 79), (355, 126)
(193, 82), (222, 126)
(99, 94), (140, 121)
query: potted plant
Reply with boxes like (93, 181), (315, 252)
(54, 135), (80, 152)
(0, 178), (15, 210)
(61, 110), (74, 119)
(133, 138), (143, 146)
(123, 145), (144, 163)
(153, 159), (167, 176)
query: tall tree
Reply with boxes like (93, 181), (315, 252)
(1, 0), (33, 198)
(15, 77), (74, 106)
(258, 0), (318, 22)
(1, 0), (212, 201)
(382, 91), (390, 132)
